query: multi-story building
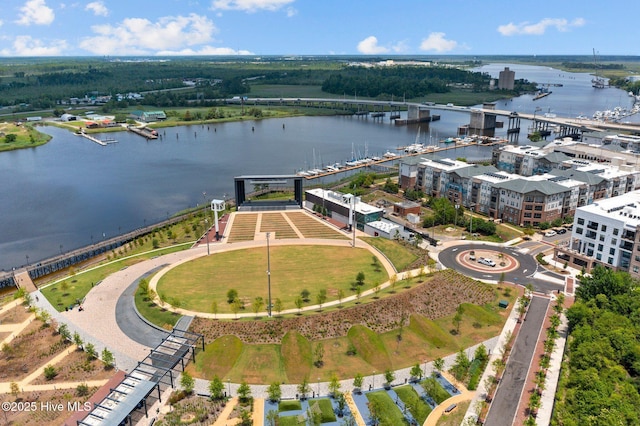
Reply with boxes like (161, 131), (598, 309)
(304, 189), (383, 230)
(498, 67), (515, 90)
(493, 144), (571, 176)
(555, 190), (640, 277)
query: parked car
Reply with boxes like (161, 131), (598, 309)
(469, 252), (476, 261)
(556, 228), (567, 235)
(478, 257), (496, 267)
(544, 230), (557, 237)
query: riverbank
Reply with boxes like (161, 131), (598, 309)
(0, 122), (51, 152)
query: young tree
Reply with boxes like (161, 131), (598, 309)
(433, 357), (445, 375)
(101, 348), (115, 368)
(227, 288), (238, 304)
(373, 285), (381, 299)
(356, 271), (365, 286)
(301, 288), (311, 302)
(231, 299), (243, 319)
(353, 373), (364, 393)
(368, 399), (382, 425)
(267, 382), (282, 402)
(474, 344), (489, 363)
(389, 274), (398, 293)
(298, 377), (311, 400)
(73, 331), (84, 350)
(410, 363), (423, 382)
(336, 392), (347, 416)
(316, 288), (327, 310)
(314, 342), (325, 368)
(211, 300), (218, 319)
(384, 369), (395, 388)
(237, 381), (252, 404)
(209, 376), (225, 400)
(451, 349), (471, 382)
(10, 382), (19, 399)
(58, 323), (71, 341)
(266, 410), (279, 426)
(252, 297), (264, 317)
(328, 373), (341, 397)
(294, 296), (303, 315)
(181, 371), (195, 394)
(85, 342), (97, 360)
(355, 285), (362, 303)
(273, 298), (283, 316)
(337, 289), (345, 307)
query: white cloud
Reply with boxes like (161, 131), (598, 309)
(79, 14), (217, 55)
(285, 7), (297, 17)
(211, 0), (295, 12)
(392, 40), (409, 53)
(16, 0), (55, 26)
(85, 1), (109, 17)
(498, 17), (585, 36)
(0, 35), (67, 56)
(158, 46), (255, 56)
(357, 36), (389, 54)
(419, 32), (458, 52)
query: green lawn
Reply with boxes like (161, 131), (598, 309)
(191, 335), (243, 380)
(366, 391), (406, 426)
(278, 415), (304, 426)
(0, 123), (51, 151)
(157, 245), (388, 313)
(361, 237), (418, 271)
(435, 400), (471, 426)
(134, 285), (181, 329)
(347, 325), (392, 372)
(41, 244), (189, 312)
(395, 385), (432, 424)
(279, 400), (302, 412)
(281, 331), (313, 383)
(421, 377), (451, 404)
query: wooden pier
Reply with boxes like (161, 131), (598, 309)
(77, 130), (117, 146)
(128, 126), (158, 139)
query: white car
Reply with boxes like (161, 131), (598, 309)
(544, 230), (557, 237)
(478, 257), (496, 267)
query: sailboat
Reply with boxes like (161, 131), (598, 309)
(592, 48), (606, 89)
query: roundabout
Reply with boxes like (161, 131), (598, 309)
(438, 243), (564, 294)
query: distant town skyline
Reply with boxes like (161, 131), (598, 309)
(0, 0), (637, 57)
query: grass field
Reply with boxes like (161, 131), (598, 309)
(156, 245), (388, 313)
(347, 325), (393, 372)
(281, 331), (313, 383)
(395, 385), (432, 424)
(134, 285), (180, 329)
(422, 377), (451, 404)
(279, 400), (302, 412)
(190, 335), (243, 380)
(435, 400), (471, 426)
(41, 244), (190, 312)
(366, 391), (406, 426)
(0, 122), (51, 151)
(361, 237), (418, 271)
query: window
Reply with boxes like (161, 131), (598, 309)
(610, 247), (616, 255)
(634, 266), (639, 273)
(609, 257), (614, 264)
(601, 225), (607, 232)
(577, 218), (585, 225)
(612, 238), (617, 245)
(600, 235), (605, 242)
(576, 227), (583, 235)
(534, 213), (542, 219)
(614, 228), (619, 236)
(598, 244), (604, 252)
(597, 253), (602, 261)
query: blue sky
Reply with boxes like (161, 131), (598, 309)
(0, 0), (637, 57)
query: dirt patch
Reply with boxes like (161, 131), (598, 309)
(0, 321), (70, 382)
(0, 388), (96, 426)
(156, 392), (227, 425)
(0, 303), (32, 324)
(30, 350), (114, 385)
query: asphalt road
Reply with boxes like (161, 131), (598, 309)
(484, 295), (550, 426)
(438, 243), (564, 294)
(115, 269), (170, 348)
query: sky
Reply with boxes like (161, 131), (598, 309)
(0, 0), (638, 57)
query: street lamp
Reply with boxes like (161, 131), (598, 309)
(203, 192), (210, 255)
(227, 379), (231, 397)
(455, 204), (460, 237)
(372, 371), (376, 390)
(266, 232), (272, 317)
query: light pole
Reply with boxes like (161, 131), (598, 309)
(317, 377), (320, 397)
(372, 371), (376, 390)
(424, 359), (428, 378)
(227, 378), (231, 397)
(455, 204), (460, 238)
(203, 192), (210, 255)
(266, 232), (272, 317)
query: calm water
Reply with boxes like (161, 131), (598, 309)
(1, 64), (635, 271)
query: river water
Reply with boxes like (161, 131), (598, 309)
(1, 64), (636, 271)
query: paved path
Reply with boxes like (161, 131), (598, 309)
(484, 295), (550, 426)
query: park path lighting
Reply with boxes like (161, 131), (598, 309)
(227, 378), (231, 397)
(372, 371), (376, 390)
(455, 204), (460, 237)
(266, 232), (272, 317)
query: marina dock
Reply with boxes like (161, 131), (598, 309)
(127, 126), (158, 139)
(302, 138), (505, 180)
(77, 130), (117, 146)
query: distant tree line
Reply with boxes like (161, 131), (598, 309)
(562, 62), (625, 70)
